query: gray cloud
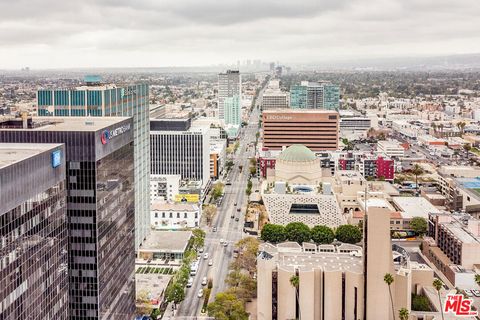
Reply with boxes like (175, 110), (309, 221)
(0, 0), (479, 68)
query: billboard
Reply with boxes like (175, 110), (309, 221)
(175, 194), (200, 203)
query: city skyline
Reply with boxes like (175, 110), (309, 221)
(1, 0), (480, 68)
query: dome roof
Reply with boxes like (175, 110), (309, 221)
(278, 145), (316, 162)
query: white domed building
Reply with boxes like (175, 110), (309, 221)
(262, 144), (345, 228)
(274, 144), (322, 185)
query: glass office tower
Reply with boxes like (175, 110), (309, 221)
(0, 143), (69, 320)
(290, 82), (340, 110)
(0, 117), (136, 320)
(37, 81), (149, 250)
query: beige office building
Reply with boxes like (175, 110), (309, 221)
(257, 207), (434, 320)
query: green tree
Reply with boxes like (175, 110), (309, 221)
(249, 166), (257, 176)
(250, 158), (257, 167)
(245, 187), (252, 196)
(261, 224), (287, 243)
(191, 228), (206, 250)
(247, 180), (253, 189)
(384, 273), (396, 320)
(411, 294), (431, 311)
(225, 269), (257, 301)
(335, 225), (362, 244)
(290, 275), (301, 319)
(310, 225), (335, 244)
(285, 222), (311, 244)
(207, 292), (249, 320)
(212, 182), (225, 200)
(411, 164), (424, 195)
(225, 160), (234, 170)
(409, 217), (427, 236)
(166, 282), (186, 305)
(433, 278), (445, 320)
(230, 237), (260, 274)
(464, 143), (472, 159)
(150, 308), (161, 319)
(475, 274), (480, 287)
(234, 142), (240, 152)
(398, 307), (409, 320)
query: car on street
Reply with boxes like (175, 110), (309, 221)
(235, 217), (239, 222)
(223, 241), (228, 247)
(237, 208), (241, 212)
(186, 277), (193, 288)
(197, 289), (204, 298)
(198, 247), (204, 253)
(220, 238), (224, 244)
(212, 227), (217, 232)
(231, 214), (234, 219)
(203, 252), (209, 260)
(472, 289), (480, 297)
(201, 277), (207, 286)
(464, 289), (473, 297)
(234, 202), (237, 206)
(208, 259), (213, 266)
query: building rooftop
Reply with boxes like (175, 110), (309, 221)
(259, 242), (364, 273)
(0, 143), (62, 169)
(263, 109), (338, 114)
(151, 202), (198, 212)
(0, 116), (129, 132)
(140, 231), (192, 253)
(393, 196), (442, 219)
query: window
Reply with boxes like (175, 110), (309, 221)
(162, 212), (165, 218)
(184, 212), (187, 218)
(170, 212), (173, 218)
(154, 212), (158, 218)
(177, 212), (180, 218)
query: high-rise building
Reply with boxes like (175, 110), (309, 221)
(262, 89), (289, 110)
(262, 109), (339, 151)
(0, 143), (69, 320)
(37, 79), (150, 250)
(218, 70), (241, 128)
(150, 119), (210, 186)
(290, 81), (340, 110)
(0, 117), (136, 320)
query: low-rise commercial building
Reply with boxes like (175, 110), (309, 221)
(377, 140), (405, 158)
(151, 202), (200, 229)
(138, 231), (192, 262)
(150, 174), (181, 203)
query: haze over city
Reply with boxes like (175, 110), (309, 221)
(1, 0), (480, 68)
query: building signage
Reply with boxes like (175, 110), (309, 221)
(266, 115), (293, 121)
(101, 123), (131, 145)
(51, 150), (61, 168)
(122, 87), (137, 97)
(175, 194), (200, 203)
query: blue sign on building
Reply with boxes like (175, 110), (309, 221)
(52, 150), (61, 168)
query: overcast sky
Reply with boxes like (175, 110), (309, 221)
(1, 0), (479, 69)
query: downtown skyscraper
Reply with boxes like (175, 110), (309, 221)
(36, 77), (150, 250)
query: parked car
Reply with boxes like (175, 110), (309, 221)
(198, 247), (204, 253)
(464, 289), (473, 297)
(186, 277), (193, 288)
(201, 277), (207, 286)
(472, 289), (480, 297)
(197, 289), (204, 298)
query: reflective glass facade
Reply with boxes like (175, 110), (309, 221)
(0, 144), (68, 320)
(0, 119), (136, 320)
(290, 83), (340, 110)
(37, 84), (150, 250)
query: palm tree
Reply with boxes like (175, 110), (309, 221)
(290, 275), (301, 320)
(475, 274), (480, 287)
(398, 307), (409, 320)
(433, 278), (445, 320)
(464, 143), (472, 159)
(384, 273), (396, 320)
(411, 164), (424, 196)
